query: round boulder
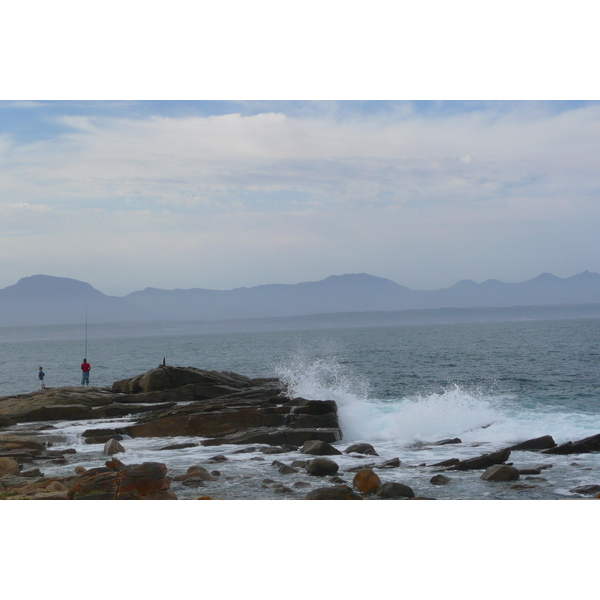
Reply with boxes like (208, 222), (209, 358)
(377, 482), (415, 499)
(305, 458), (340, 476)
(352, 468), (382, 494)
(344, 443), (379, 456)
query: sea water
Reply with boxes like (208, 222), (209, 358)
(1, 318), (600, 499)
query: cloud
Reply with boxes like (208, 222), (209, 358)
(0, 101), (599, 293)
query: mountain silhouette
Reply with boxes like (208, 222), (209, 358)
(1, 271), (600, 327)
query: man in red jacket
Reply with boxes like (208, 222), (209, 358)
(81, 359), (91, 386)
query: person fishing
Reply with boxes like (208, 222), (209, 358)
(81, 358), (91, 386)
(38, 366), (46, 390)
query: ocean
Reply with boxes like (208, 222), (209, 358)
(2, 318), (600, 500)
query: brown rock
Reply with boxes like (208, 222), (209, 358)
(305, 485), (363, 500)
(0, 457), (20, 476)
(352, 468), (381, 494)
(480, 464), (520, 482)
(301, 439), (342, 455)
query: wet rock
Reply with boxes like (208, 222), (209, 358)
(506, 435), (556, 451)
(292, 481), (310, 488)
(208, 455), (228, 463)
(480, 464), (520, 482)
(518, 468), (542, 475)
(201, 428), (341, 447)
(377, 482), (415, 499)
(305, 458), (339, 476)
(106, 457), (126, 471)
(181, 477), (206, 487)
(430, 474), (451, 485)
(430, 458), (460, 468)
(301, 440), (342, 456)
(344, 443), (378, 456)
(158, 442), (199, 451)
(21, 468), (43, 478)
(291, 460), (307, 468)
(0, 457), (20, 476)
(569, 484), (600, 495)
(433, 438), (462, 446)
(378, 458), (401, 469)
(305, 485), (363, 500)
(510, 483), (537, 490)
(541, 433), (600, 455)
(103, 439), (125, 455)
(449, 448), (511, 471)
(352, 468), (381, 494)
(278, 465), (298, 475)
(173, 466), (217, 482)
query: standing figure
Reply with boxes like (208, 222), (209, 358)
(38, 367), (46, 390)
(81, 358), (91, 386)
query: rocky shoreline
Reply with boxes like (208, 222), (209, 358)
(2, 365), (600, 500)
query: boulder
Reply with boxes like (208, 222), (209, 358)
(116, 462), (174, 499)
(541, 433), (600, 455)
(377, 482), (415, 499)
(430, 474), (451, 485)
(305, 485), (363, 500)
(569, 484), (600, 495)
(507, 435), (556, 451)
(344, 443), (378, 456)
(300, 440), (342, 456)
(305, 458), (340, 476)
(103, 439), (125, 455)
(0, 457), (20, 476)
(352, 468), (381, 494)
(480, 464), (520, 482)
(449, 448), (511, 471)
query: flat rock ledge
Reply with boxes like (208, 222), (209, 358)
(0, 365), (343, 447)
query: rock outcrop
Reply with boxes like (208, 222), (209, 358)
(540, 433), (600, 455)
(0, 366), (343, 448)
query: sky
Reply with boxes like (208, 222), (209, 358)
(1, 4), (599, 297)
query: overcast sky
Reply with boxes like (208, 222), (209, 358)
(1, 99), (599, 296)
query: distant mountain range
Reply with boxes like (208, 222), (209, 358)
(1, 271), (600, 327)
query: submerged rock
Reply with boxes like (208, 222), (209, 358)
(430, 474), (451, 485)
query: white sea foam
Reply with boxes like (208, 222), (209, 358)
(275, 354), (600, 447)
